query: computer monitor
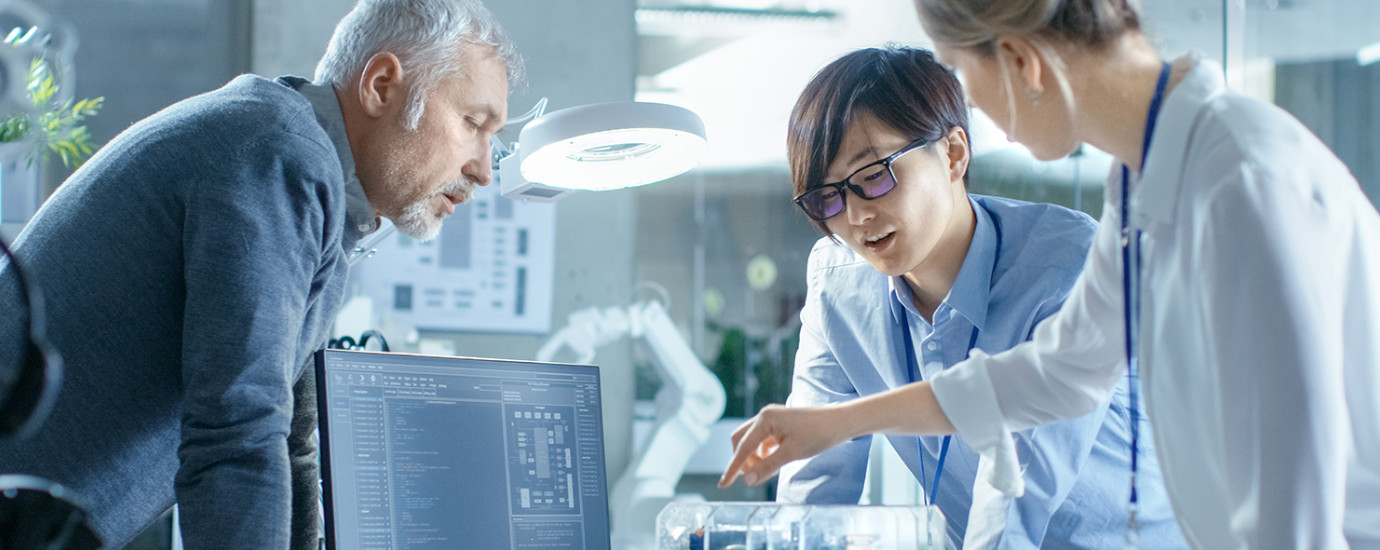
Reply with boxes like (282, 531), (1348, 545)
(315, 349), (611, 550)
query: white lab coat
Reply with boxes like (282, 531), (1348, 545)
(929, 54), (1380, 550)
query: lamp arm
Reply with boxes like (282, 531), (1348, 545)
(506, 97), (548, 126)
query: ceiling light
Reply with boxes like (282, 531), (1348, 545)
(1358, 41), (1380, 66)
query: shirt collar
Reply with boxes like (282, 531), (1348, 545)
(887, 196), (997, 331)
(1134, 52), (1227, 230)
(289, 77), (380, 247)
(887, 277), (912, 327)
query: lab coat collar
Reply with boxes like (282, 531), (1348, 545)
(1133, 53), (1228, 231)
(886, 196), (995, 333)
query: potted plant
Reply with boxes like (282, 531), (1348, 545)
(0, 52), (102, 224)
(0, 53), (101, 167)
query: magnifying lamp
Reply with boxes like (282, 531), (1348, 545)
(346, 100), (706, 264)
(498, 101), (707, 202)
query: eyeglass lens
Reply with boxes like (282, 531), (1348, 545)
(799, 162), (897, 221)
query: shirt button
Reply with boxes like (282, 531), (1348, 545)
(926, 341), (938, 351)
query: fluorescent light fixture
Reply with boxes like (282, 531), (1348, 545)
(1359, 41), (1380, 66)
(500, 102), (707, 202)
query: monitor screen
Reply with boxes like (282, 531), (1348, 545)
(316, 349), (611, 550)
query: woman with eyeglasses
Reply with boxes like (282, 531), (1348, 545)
(770, 46), (1186, 548)
(722, 1), (1380, 548)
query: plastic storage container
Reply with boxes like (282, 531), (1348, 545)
(654, 501), (946, 550)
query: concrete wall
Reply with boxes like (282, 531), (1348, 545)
(251, 0), (354, 78)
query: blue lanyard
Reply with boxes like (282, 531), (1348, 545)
(900, 311), (975, 507)
(898, 225), (998, 507)
(1121, 61), (1171, 543)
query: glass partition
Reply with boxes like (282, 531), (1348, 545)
(1229, 0), (1380, 203)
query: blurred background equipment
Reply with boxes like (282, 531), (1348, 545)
(0, 475), (100, 550)
(537, 299), (725, 550)
(0, 0), (72, 122)
(0, 232), (59, 440)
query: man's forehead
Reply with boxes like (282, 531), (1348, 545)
(447, 50), (510, 120)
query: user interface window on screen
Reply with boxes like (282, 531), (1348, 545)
(321, 352), (610, 550)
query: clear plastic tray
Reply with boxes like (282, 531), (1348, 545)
(654, 501), (946, 550)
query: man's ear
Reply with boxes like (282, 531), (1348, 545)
(357, 52), (405, 119)
(943, 125), (971, 185)
(993, 34), (1045, 96)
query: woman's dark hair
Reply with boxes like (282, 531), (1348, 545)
(787, 46), (969, 235)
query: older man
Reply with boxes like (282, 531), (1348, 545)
(0, 1), (521, 547)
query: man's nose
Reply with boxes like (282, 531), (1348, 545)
(467, 140), (494, 186)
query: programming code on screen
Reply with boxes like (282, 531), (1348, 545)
(320, 352), (610, 550)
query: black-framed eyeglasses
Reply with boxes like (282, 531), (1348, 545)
(793, 137), (934, 221)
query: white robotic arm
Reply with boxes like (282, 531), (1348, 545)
(536, 300), (725, 550)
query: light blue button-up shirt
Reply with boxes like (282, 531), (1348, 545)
(778, 195), (1187, 549)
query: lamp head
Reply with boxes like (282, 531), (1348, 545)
(499, 101), (707, 202)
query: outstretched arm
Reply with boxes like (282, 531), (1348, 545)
(722, 204), (1129, 491)
(719, 382), (953, 488)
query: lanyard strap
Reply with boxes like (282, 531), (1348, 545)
(898, 214), (1001, 508)
(1120, 61), (1171, 544)
(900, 312), (975, 507)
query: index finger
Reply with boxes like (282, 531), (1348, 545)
(729, 415), (755, 449)
(719, 419), (770, 488)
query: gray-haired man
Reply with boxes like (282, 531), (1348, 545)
(0, 1), (521, 547)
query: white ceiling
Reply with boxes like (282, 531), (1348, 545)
(636, 0), (930, 171)
(636, 0), (1380, 173)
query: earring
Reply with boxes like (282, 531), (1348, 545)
(1027, 86), (1043, 106)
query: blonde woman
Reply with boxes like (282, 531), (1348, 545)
(720, 1), (1380, 548)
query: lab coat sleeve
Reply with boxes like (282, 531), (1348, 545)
(175, 135), (333, 549)
(776, 269), (870, 504)
(989, 294), (1116, 545)
(928, 203), (1127, 496)
(1199, 163), (1349, 548)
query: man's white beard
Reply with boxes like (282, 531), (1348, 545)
(391, 178), (476, 242)
(394, 199), (443, 242)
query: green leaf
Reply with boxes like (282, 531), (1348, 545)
(30, 63), (56, 107)
(3, 46), (105, 167)
(0, 114), (29, 142)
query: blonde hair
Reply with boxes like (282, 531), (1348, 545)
(913, 0), (1141, 50)
(914, 0), (1142, 140)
